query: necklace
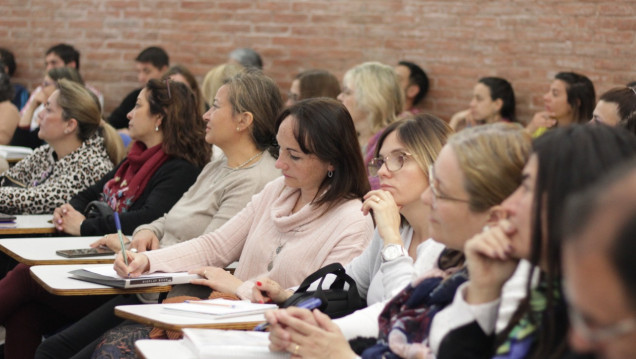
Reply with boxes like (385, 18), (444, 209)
(231, 151), (264, 170)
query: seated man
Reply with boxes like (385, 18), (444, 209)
(395, 60), (429, 114)
(563, 160), (636, 359)
(107, 46), (169, 130)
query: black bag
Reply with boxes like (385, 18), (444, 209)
(83, 200), (114, 219)
(281, 262), (366, 319)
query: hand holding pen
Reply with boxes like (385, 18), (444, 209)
(112, 213), (150, 278)
(254, 297), (322, 331)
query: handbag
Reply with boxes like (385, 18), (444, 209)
(281, 262), (366, 319)
(83, 200), (115, 219)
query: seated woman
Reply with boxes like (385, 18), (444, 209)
(526, 71), (595, 136)
(590, 86), (636, 133)
(253, 113), (452, 337)
(449, 77), (517, 132)
(337, 62), (404, 189)
(265, 123), (531, 358)
(53, 78), (208, 236)
(93, 97), (375, 358)
(0, 69), (19, 144)
(430, 125), (636, 359)
(12, 67), (85, 149)
(0, 79), (209, 359)
(35, 70), (284, 359)
(285, 69), (341, 107)
(0, 79), (123, 214)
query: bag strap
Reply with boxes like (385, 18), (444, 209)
(294, 262), (365, 309)
(294, 262), (346, 293)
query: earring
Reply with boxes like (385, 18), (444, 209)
(64, 129), (69, 134)
(155, 125), (159, 132)
(328, 170), (333, 178)
(236, 127), (240, 132)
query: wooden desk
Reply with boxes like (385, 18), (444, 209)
(136, 340), (196, 359)
(30, 264), (172, 296)
(0, 236), (115, 265)
(0, 215), (56, 236)
(115, 303), (264, 332)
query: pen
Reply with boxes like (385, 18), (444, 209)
(113, 212), (128, 267)
(253, 297), (322, 332)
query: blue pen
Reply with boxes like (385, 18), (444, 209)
(113, 212), (128, 267)
(253, 297), (322, 332)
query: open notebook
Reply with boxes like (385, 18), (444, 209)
(182, 328), (289, 358)
(163, 299), (277, 319)
(69, 265), (200, 289)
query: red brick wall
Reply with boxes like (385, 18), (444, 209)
(2, 0), (634, 122)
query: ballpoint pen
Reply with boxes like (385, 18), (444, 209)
(253, 297), (322, 332)
(113, 212), (128, 267)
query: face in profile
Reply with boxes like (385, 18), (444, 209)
(38, 90), (71, 143)
(126, 88), (160, 144)
(544, 79), (572, 120)
(591, 100), (621, 127)
(469, 83), (501, 123)
(202, 84), (237, 147)
(337, 79), (366, 125)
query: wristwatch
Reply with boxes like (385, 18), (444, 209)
(381, 244), (407, 262)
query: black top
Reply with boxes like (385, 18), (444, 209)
(70, 156), (201, 236)
(107, 88), (141, 129)
(10, 127), (44, 149)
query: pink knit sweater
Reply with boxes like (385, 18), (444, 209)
(144, 177), (374, 299)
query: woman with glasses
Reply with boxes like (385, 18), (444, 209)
(430, 125), (636, 359)
(254, 114), (451, 335)
(265, 123), (531, 358)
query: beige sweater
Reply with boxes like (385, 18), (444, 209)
(133, 152), (280, 246)
(145, 176), (374, 300)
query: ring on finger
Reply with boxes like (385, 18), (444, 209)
(203, 270), (207, 278)
(373, 196), (380, 203)
(482, 225), (491, 233)
(293, 344), (300, 355)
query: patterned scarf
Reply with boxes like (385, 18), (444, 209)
(102, 141), (169, 212)
(362, 267), (469, 359)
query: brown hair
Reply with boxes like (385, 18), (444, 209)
(145, 79), (210, 168)
(276, 98), (370, 209)
(224, 69), (283, 158)
(56, 79), (124, 164)
(296, 69), (341, 101)
(599, 87), (636, 132)
(162, 64), (206, 117)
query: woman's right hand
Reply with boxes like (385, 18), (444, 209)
(129, 229), (160, 252)
(90, 233), (130, 251)
(252, 278), (294, 304)
(464, 219), (519, 304)
(113, 250), (150, 278)
(362, 190), (403, 246)
(526, 111), (556, 134)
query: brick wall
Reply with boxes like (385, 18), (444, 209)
(2, 0), (634, 122)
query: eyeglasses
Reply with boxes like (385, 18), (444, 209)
(568, 304), (636, 344)
(367, 151), (412, 177)
(428, 165), (471, 203)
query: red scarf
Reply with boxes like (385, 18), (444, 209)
(102, 141), (170, 212)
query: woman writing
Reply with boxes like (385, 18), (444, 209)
(35, 70), (284, 359)
(53, 78), (208, 235)
(265, 123), (531, 358)
(0, 79), (123, 214)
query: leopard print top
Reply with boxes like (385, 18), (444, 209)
(0, 133), (114, 214)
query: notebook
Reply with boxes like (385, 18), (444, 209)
(163, 299), (278, 319)
(182, 328), (289, 358)
(69, 265), (200, 289)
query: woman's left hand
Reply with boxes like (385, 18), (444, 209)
(268, 307), (356, 359)
(189, 266), (243, 294)
(54, 204), (85, 235)
(362, 190), (403, 246)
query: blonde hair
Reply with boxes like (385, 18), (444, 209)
(201, 63), (244, 105)
(449, 123), (531, 212)
(56, 79), (124, 165)
(343, 61), (404, 132)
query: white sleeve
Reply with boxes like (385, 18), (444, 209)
(334, 301), (385, 340)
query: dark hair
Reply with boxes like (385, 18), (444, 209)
(0, 70), (13, 102)
(48, 67), (84, 86)
(397, 61), (430, 106)
(275, 98), (369, 209)
(229, 48), (263, 69)
(224, 69), (283, 158)
(478, 77), (517, 123)
(296, 69), (340, 101)
(145, 79), (210, 168)
(46, 43), (80, 70)
(554, 72), (595, 124)
(136, 46), (169, 70)
(598, 87), (636, 133)
(162, 64), (206, 118)
(502, 124), (636, 359)
(0, 48), (16, 76)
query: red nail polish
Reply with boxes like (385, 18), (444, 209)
(256, 281), (262, 286)
(259, 299), (264, 304)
